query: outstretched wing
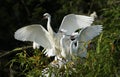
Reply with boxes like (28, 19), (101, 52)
(78, 25), (103, 42)
(59, 14), (94, 35)
(76, 25), (102, 58)
(14, 24), (52, 48)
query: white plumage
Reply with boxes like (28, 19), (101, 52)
(14, 13), (94, 60)
(60, 34), (71, 60)
(14, 24), (51, 49)
(59, 14), (94, 35)
(70, 25), (103, 58)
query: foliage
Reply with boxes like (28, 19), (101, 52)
(9, 49), (51, 77)
(0, 0), (120, 77)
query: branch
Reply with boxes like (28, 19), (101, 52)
(0, 46), (32, 58)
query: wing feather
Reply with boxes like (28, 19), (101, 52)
(76, 25), (102, 57)
(59, 14), (94, 35)
(14, 24), (51, 48)
(78, 25), (103, 42)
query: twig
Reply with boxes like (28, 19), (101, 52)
(0, 46), (32, 58)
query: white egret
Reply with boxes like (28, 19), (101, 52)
(70, 25), (103, 58)
(60, 33), (71, 61)
(43, 13), (94, 60)
(14, 13), (94, 60)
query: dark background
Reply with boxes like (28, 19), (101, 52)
(0, 0), (96, 50)
(0, 0), (120, 77)
(0, 0), (119, 51)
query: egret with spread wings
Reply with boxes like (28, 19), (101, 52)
(14, 13), (94, 60)
(70, 25), (103, 58)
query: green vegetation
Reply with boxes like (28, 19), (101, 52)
(0, 0), (120, 77)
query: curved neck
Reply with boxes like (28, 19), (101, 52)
(47, 16), (53, 35)
(47, 17), (51, 28)
(70, 41), (74, 51)
(60, 35), (65, 48)
(70, 39), (78, 52)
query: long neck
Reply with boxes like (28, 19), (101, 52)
(47, 17), (54, 35)
(70, 39), (78, 55)
(60, 35), (65, 48)
(70, 41), (74, 54)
